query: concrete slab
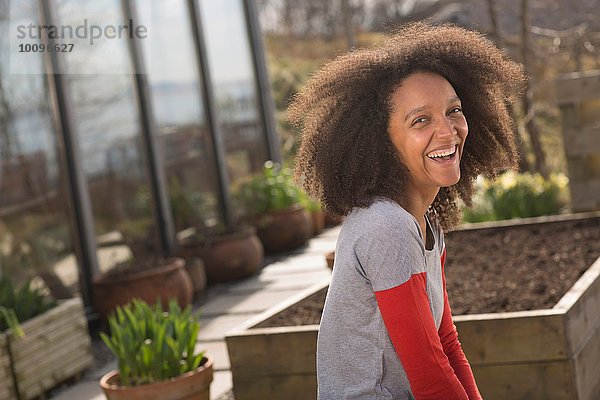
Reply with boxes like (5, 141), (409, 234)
(200, 289), (300, 317)
(228, 270), (331, 293)
(50, 380), (105, 400)
(210, 370), (232, 400)
(317, 226), (342, 238)
(260, 258), (329, 276)
(196, 340), (230, 371)
(198, 314), (254, 342)
(291, 239), (337, 254)
(85, 359), (118, 381)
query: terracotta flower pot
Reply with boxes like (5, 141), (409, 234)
(179, 227), (264, 284)
(325, 251), (335, 269)
(92, 258), (193, 319)
(100, 355), (213, 400)
(255, 206), (313, 254)
(311, 210), (326, 236)
(184, 257), (207, 296)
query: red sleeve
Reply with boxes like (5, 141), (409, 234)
(439, 248), (482, 399)
(375, 272), (469, 400)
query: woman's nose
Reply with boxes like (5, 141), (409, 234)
(435, 116), (457, 137)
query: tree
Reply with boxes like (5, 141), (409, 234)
(519, 0), (548, 177)
(485, 0), (531, 173)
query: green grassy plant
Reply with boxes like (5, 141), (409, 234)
(235, 161), (304, 217)
(462, 172), (569, 223)
(0, 306), (24, 338)
(100, 299), (205, 387)
(0, 277), (55, 334)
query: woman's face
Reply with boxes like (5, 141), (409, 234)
(388, 72), (468, 196)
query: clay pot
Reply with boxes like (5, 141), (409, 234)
(184, 257), (207, 295)
(179, 227), (264, 284)
(255, 206), (313, 254)
(311, 210), (326, 236)
(325, 251), (335, 269)
(100, 355), (213, 400)
(92, 258), (193, 319)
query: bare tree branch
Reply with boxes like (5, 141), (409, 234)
(520, 0), (548, 178)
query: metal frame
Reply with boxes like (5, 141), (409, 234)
(122, 0), (176, 256)
(39, 0), (100, 318)
(188, 0), (234, 227)
(243, 0), (281, 163)
(31, 0), (276, 320)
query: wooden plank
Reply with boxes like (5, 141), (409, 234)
(454, 310), (567, 364)
(562, 127), (600, 157)
(232, 374), (316, 400)
(556, 71), (600, 105)
(15, 333), (91, 374)
(456, 212), (600, 232)
(0, 362), (13, 385)
(12, 298), (83, 335)
(10, 315), (89, 358)
(14, 338), (92, 383)
(0, 386), (16, 400)
(6, 298), (92, 400)
(20, 354), (94, 400)
(0, 334), (16, 400)
(0, 371), (16, 400)
(226, 325), (318, 377)
(14, 345), (92, 384)
(585, 374), (600, 400)
(472, 360), (575, 400)
(559, 256), (600, 355)
(572, 317), (600, 400)
(569, 181), (600, 212)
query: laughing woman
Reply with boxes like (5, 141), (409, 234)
(289, 23), (526, 399)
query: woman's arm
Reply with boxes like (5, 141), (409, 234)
(375, 273), (469, 399)
(438, 248), (482, 399)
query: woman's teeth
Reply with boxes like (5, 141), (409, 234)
(427, 146), (456, 160)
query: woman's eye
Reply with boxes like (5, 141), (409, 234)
(411, 117), (428, 126)
(448, 107), (462, 114)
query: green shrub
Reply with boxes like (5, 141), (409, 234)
(462, 172), (569, 223)
(300, 192), (322, 213)
(0, 277), (56, 333)
(235, 161), (304, 217)
(100, 299), (205, 387)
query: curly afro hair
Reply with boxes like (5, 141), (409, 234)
(289, 22), (526, 230)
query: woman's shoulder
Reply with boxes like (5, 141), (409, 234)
(344, 198), (420, 237)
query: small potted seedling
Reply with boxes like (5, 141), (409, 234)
(100, 299), (213, 400)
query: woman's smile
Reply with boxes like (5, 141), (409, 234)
(388, 71), (469, 196)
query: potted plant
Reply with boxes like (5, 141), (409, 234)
(301, 193), (326, 236)
(169, 177), (264, 285)
(92, 184), (193, 319)
(0, 277), (93, 400)
(99, 299), (213, 400)
(92, 235), (193, 319)
(178, 224), (264, 284)
(236, 161), (313, 253)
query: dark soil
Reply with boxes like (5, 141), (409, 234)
(257, 217), (600, 328)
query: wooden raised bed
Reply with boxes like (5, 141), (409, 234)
(226, 251), (600, 400)
(2, 297), (93, 400)
(0, 334), (16, 400)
